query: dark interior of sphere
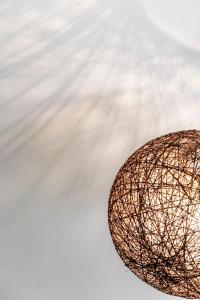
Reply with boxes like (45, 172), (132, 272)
(108, 130), (200, 299)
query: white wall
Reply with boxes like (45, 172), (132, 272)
(0, 0), (200, 299)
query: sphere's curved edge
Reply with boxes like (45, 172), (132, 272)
(108, 128), (200, 299)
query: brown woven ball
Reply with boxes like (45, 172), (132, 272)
(108, 130), (200, 299)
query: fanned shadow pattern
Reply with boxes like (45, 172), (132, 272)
(108, 130), (200, 299)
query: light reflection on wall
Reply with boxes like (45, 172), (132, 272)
(0, 0), (200, 299)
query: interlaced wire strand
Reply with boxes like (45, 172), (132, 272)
(108, 130), (200, 299)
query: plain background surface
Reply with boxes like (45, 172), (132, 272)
(1, 0), (200, 299)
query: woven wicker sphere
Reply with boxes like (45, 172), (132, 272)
(108, 130), (200, 299)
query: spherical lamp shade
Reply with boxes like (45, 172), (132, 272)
(108, 130), (200, 298)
